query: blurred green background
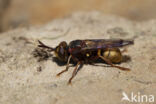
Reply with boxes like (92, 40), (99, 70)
(0, 0), (156, 32)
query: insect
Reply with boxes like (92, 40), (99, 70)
(38, 39), (134, 84)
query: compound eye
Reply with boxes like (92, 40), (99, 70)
(60, 47), (64, 55)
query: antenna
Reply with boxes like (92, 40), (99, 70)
(38, 40), (55, 51)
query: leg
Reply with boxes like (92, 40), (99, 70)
(56, 55), (72, 76)
(68, 61), (82, 84)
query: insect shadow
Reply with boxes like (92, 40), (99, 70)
(52, 57), (68, 66)
(52, 57), (80, 66)
(52, 55), (131, 68)
(122, 55), (131, 63)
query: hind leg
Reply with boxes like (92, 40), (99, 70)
(98, 49), (130, 71)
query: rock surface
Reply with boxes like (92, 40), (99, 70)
(0, 11), (156, 104)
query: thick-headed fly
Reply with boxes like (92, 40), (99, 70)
(38, 39), (134, 84)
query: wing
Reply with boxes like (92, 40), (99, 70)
(81, 39), (134, 51)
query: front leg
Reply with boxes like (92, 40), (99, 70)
(56, 55), (72, 76)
